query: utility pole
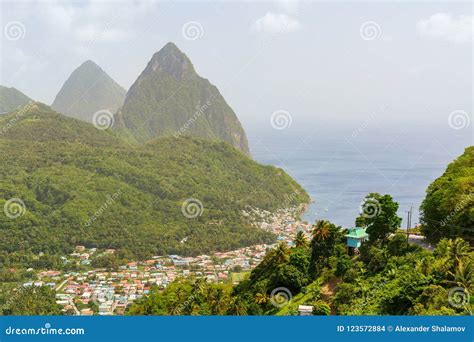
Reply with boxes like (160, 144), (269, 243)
(409, 206), (412, 231)
(406, 206), (412, 245)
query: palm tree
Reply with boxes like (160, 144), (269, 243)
(449, 238), (470, 266)
(212, 288), (230, 315)
(274, 242), (290, 263)
(312, 220), (331, 242)
(254, 292), (269, 304)
(416, 258), (432, 276)
(230, 298), (247, 315)
(170, 304), (183, 315)
(448, 257), (474, 293)
(175, 287), (187, 302)
(294, 231), (308, 248)
(192, 278), (207, 293)
(312, 299), (331, 315)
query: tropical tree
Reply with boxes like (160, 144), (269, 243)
(356, 193), (402, 245)
(294, 231), (308, 248)
(229, 297), (247, 315)
(254, 292), (269, 305)
(448, 257), (474, 293)
(448, 238), (470, 269)
(312, 300), (331, 315)
(420, 147), (473, 243)
(2, 286), (61, 315)
(289, 247), (310, 273)
(309, 221), (344, 278)
(312, 220), (331, 241)
(274, 242), (290, 263)
(273, 264), (308, 293)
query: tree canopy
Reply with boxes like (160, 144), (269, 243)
(420, 146), (473, 244)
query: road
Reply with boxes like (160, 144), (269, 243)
(55, 278), (68, 291)
(407, 234), (435, 251)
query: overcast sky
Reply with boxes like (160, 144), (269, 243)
(0, 0), (472, 131)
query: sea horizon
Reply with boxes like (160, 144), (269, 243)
(248, 121), (472, 228)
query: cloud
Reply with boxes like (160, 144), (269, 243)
(254, 12), (301, 34)
(276, 0), (300, 14)
(75, 25), (132, 43)
(417, 13), (473, 43)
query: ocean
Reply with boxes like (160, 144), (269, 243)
(248, 122), (472, 229)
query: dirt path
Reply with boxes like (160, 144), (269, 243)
(320, 277), (340, 314)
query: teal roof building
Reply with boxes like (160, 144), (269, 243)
(345, 227), (369, 248)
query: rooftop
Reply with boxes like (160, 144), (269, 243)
(345, 227), (369, 239)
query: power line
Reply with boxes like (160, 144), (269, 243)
(421, 217), (474, 231)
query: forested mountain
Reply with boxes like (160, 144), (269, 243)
(420, 146), (474, 243)
(114, 42), (250, 154)
(0, 103), (308, 262)
(51, 60), (125, 123)
(0, 102), (124, 147)
(0, 86), (32, 114)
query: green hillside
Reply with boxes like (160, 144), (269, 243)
(0, 104), (309, 263)
(420, 146), (474, 243)
(0, 103), (125, 147)
(115, 42), (250, 154)
(0, 86), (32, 114)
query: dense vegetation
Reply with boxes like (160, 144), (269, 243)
(51, 60), (126, 123)
(420, 146), (473, 244)
(0, 85), (32, 114)
(0, 104), (308, 267)
(129, 193), (473, 316)
(1, 285), (61, 315)
(115, 42), (250, 154)
(334, 236), (472, 315)
(128, 278), (236, 315)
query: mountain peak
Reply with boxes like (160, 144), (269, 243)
(162, 41), (180, 52)
(52, 61), (126, 123)
(144, 42), (194, 79)
(79, 59), (100, 69)
(116, 42), (250, 154)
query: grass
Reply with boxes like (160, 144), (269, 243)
(230, 271), (250, 284)
(274, 279), (323, 316)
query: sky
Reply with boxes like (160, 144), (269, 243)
(0, 0), (472, 132)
